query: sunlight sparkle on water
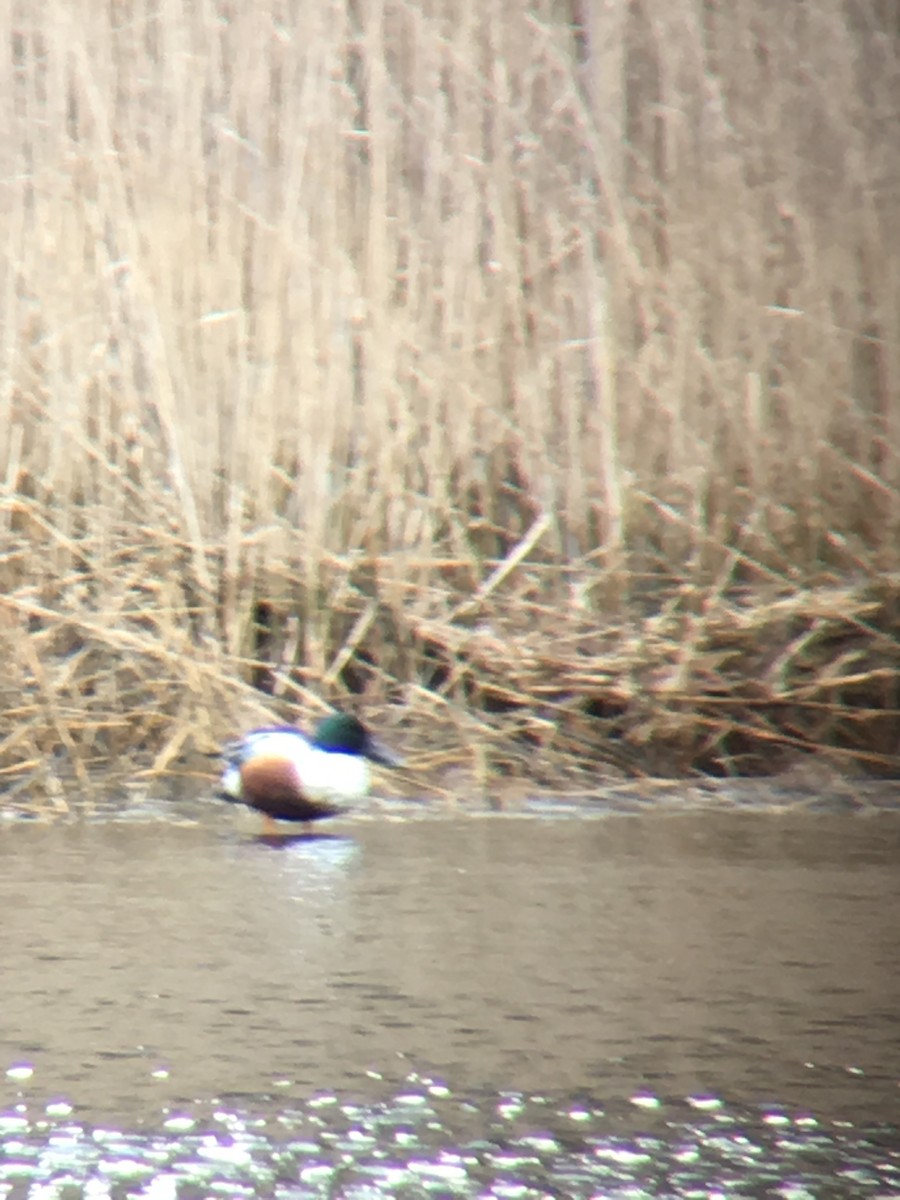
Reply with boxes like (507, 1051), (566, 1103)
(762, 1111), (792, 1126)
(162, 1117), (195, 1132)
(567, 1107), (591, 1122)
(45, 1101), (74, 1117)
(594, 1145), (653, 1166)
(5, 1065), (34, 1081)
(408, 1159), (470, 1181)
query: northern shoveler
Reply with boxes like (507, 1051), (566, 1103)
(218, 711), (402, 830)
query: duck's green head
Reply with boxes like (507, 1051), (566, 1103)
(313, 713), (402, 767)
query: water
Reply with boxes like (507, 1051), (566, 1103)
(1, 808), (899, 1197)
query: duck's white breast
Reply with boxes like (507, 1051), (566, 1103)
(301, 750), (371, 803)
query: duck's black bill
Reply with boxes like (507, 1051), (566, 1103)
(366, 738), (403, 769)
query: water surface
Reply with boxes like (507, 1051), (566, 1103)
(1, 809), (898, 1196)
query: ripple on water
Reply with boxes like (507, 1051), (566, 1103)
(1, 1086), (899, 1200)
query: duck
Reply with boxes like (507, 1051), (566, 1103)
(218, 711), (402, 831)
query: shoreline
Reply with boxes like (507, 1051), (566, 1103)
(2, 765), (899, 823)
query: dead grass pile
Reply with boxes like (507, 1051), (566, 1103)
(0, 0), (898, 808)
(408, 574), (900, 783)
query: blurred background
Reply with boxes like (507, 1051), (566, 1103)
(0, 0), (898, 798)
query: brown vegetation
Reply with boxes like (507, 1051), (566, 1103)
(0, 0), (898, 809)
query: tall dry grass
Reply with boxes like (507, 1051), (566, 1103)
(0, 0), (898, 806)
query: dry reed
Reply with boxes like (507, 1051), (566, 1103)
(0, 0), (898, 809)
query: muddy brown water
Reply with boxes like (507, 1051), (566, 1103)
(1, 803), (899, 1197)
